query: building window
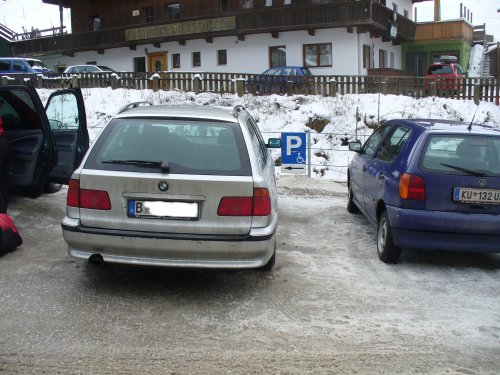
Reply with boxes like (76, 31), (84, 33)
(90, 16), (101, 31)
(172, 53), (180, 68)
(270, 46), (286, 67)
(241, 0), (254, 9)
(303, 43), (332, 67)
(379, 49), (387, 68)
(390, 52), (395, 68)
(134, 57), (146, 72)
(363, 45), (372, 69)
(143, 6), (155, 23)
(192, 52), (201, 67)
(217, 50), (227, 65)
(166, 3), (180, 20)
(265, 0), (272, 6)
(283, 0), (291, 4)
(392, 3), (398, 12)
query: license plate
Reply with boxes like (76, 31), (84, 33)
(128, 200), (199, 220)
(453, 188), (500, 205)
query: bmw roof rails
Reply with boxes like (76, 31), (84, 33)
(117, 101), (153, 114)
(232, 105), (246, 118)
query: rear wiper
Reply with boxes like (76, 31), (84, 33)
(102, 159), (170, 172)
(440, 163), (486, 176)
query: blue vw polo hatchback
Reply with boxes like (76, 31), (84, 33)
(347, 119), (500, 263)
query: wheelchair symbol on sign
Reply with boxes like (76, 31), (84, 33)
(296, 152), (305, 164)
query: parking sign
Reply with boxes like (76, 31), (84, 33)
(281, 132), (306, 174)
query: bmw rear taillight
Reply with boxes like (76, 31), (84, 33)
(399, 173), (425, 201)
(217, 188), (271, 216)
(67, 179), (111, 210)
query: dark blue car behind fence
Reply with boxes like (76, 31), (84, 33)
(246, 66), (313, 95)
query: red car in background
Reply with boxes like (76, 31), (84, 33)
(424, 56), (465, 94)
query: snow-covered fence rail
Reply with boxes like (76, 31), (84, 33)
(0, 72), (498, 104)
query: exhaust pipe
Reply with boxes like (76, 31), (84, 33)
(88, 254), (104, 265)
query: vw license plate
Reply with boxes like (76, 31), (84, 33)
(453, 188), (500, 205)
(128, 200), (199, 220)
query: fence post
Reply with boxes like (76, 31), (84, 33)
(111, 74), (118, 90)
(286, 80), (293, 96)
(236, 78), (244, 97)
(329, 79), (337, 97)
(194, 75), (200, 95)
(429, 81), (437, 97)
(473, 83), (481, 105)
(37, 75), (44, 89)
(0, 76), (8, 86)
(380, 81), (388, 95)
(71, 75), (79, 88)
(152, 75), (160, 92)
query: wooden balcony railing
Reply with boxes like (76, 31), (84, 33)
(415, 20), (474, 44)
(12, 0), (416, 56)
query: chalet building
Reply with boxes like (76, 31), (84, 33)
(10, 0), (419, 75)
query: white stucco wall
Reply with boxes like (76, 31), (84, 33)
(42, 27), (403, 76)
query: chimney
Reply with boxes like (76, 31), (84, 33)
(434, 0), (441, 22)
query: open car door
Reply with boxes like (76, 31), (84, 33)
(0, 85), (57, 197)
(45, 88), (89, 184)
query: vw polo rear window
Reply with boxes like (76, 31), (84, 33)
(420, 135), (500, 176)
(85, 118), (252, 176)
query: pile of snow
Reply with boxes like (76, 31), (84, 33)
(467, 44), (484, 78)
(37, 88), (500, 182)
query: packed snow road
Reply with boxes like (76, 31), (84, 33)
(1, 175), (499, 374)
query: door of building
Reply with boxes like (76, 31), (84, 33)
(407, 52), (427, 77)
(148, 52), (168, 72)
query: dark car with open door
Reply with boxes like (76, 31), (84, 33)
(0, 85), (89, 198)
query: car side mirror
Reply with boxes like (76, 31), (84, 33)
(348, 141), (362, 152)
(267, 138), (281, 148)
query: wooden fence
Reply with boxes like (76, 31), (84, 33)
(1, 72), (498, 104)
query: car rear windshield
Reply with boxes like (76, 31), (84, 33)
(427, 65), (453, 75)
(85, 118), (252, 176)
(420, 135), (500, 176)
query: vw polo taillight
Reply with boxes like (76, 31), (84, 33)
(399, 173), (425, 201)
(217, 188), (271, 216)
(67, 179), (111, 210)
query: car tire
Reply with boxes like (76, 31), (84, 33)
(260, 241), (276, 271)
(347, 184), (359, 214)
(260, 251), (275, 271)
(377, 210), (402, 264)
(44, 182), (63, 194)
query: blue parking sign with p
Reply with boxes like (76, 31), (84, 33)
(281, 132), (306, 165)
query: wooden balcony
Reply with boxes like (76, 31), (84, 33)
(12, 0), (416, 56)
(415, 20), (473, 45)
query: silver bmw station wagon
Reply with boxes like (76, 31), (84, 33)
(61, 104), (281, 270)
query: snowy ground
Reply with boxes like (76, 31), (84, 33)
(1, 175), (499, 373)
(38, 88), (500, 182)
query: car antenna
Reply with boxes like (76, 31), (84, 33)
(467, 102), (480, 131)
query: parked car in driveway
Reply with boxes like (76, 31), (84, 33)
(247, 66), (313, 94)
(424, 56), (464, 94)
(61, 104), (281, 270)
(347, 118), (500, 263)
(64, 65), (116, 73)
(0, 57), (53, 74)
(0, 85), (89, 198)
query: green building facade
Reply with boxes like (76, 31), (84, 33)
(402, 39), (472, 77)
